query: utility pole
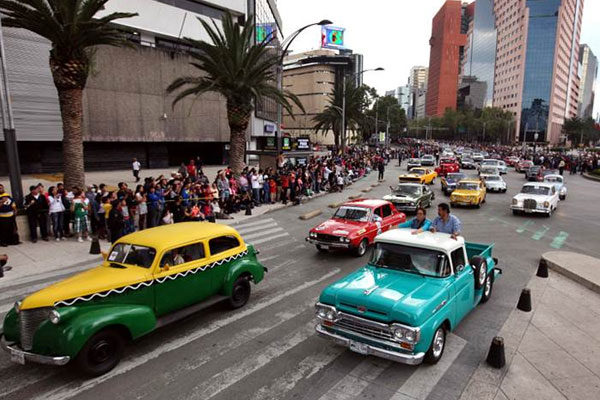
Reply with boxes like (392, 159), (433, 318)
(385, 106), (390, 147)
(0, 17), (23, 206)
(374, 98), (378, 144)
(341, 74), (346, 152)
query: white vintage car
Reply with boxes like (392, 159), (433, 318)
(511, 182), (559, 217)
(543, 174), (567, 200)
(481, 174), (507, 193)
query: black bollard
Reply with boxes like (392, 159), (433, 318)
(517, 288), (532, 312)
(245, 207), (252, 216)
(89, 235), (101, 255)
(486, 336), (506, 369)
(536, 259), (549, 278)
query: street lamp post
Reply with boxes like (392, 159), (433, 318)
(275, 19), (332, 160)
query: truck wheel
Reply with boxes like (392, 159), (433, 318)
(229, 276), (251, 309)
(424, 326), (446, 364)
(480, 273), (494, 303)
(471, 256), (487, 290)
(316, 245), (328, 253)
(512, 210), (520, 216)
(354, 239), (368, 257)
(75, 328), (125, 376)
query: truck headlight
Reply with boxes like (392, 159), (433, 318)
(49, 309), (61, 325)
(14, 300), (22, 314)
(391, 323), (420, 344)
(544, 201), (550, 208)
(315, 303), (338, 322)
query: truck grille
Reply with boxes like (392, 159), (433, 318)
(19, 308), (51, 350)
(399, 177), (421, 183)
(334, 312), (393, 342)
(524, 199), (537, 210)
(316, 234), (341, 243)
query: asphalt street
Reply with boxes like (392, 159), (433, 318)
(0, 161), (598, 400)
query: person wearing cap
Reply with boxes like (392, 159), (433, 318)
(0, 184), (19, 246)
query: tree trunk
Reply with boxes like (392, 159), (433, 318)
(226, 100), (252, 176)
(57, 88), (85, 190)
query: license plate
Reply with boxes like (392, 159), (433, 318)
(349, 340), (369, 355)
(320, 245), (329, 250)
(10, 351), (25, 365)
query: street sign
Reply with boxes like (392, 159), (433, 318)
(379, 132), (386, 142)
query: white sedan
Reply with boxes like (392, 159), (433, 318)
(543, 174), (567, 200)
(480, 159), (508, 174)
(481, 174), (507, 193)
(511, 183), (559, 217)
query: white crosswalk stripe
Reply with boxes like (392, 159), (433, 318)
(244, 227), (286, 240)
(231, 218), (276, 230)
(318, 359), (392, 400)
(232, 219), (292, 248)
(237, 222), (279, 235)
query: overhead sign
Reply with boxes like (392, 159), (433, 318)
(321, 26), (345, 49)
(296, 137), (311, 150)
(257, 23), (277, 43)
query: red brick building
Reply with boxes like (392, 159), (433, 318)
(426, 1), (471, 116)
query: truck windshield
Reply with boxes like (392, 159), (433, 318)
(393, 186), (420, 197)
(369, 242), (447, 278)
(334, 206), (369, 222)
(108, 243), (156, 268)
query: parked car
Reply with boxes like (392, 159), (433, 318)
(440, 172), (467, 195)
(383, 183), (435, 213)
(406, 158), (422, 171)
(315, 229), (501, 365)
(480, 159), (507, 174)
(515, 160), (534, 173)
(398, 168), (437, 185)
(420, 155), (435, 166)
(511, 183), (559, 217)
(525, 165), (544, 181)
(460, 157), (477, 169)
(435, 158), (460, 177)
(543, 174), (567, 200)
(481, 174), (507, 193)
(1, 223), (266, 375)
(450, 179), (486, 208)
(306, 199), (406, 257)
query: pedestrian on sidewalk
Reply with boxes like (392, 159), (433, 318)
(132, 158), (141, 183)
(135, 185), (147, 231)
(108, 200), (124, 243)
(558, 159), (565, 176)
(71, 190), (91, 243)
(24, 185), (49, 243)
(377, 159), (385, 182)
(48, 186), (65, 241)
(0, 184), (19, 247)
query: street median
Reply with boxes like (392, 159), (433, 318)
(299, 210), (322, 220)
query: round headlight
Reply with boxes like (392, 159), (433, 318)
(339, 237), (344, 242)
(49, 309), (61, 325)
(404, 330), (416, 342)
(317, 308), (328, 318)
(409, 202), (415, 206)
(14, 300), (22, 314)
(325, 309), (336, 321)
(560, 188), (566, 194)
(544, 201), (550, 208)
(512, 198), (518, 205)
(393, 329), (404, 340)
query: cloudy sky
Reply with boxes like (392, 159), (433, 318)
(278, 0), (600, 117)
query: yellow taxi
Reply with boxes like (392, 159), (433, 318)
(450, 178), (486, 208)
(398, 167), (437, 185)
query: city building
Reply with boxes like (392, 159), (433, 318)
(426, 0), (470, 117)
(385, 86), (412, 114)
(0, 0), (281, 174)
(493, 0), (584, 144)
(578, 44), (598, 119)
(415, 88), (428, 119)
(459, 0), (497, 110)
(407, 66), (428, 119)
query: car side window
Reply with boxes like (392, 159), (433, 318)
(450, 248), (466, 274)
(381, 204), (392, 218)
(209, 235), (240, 256)
(374, 207), (383, 218)
(160, 242), (205, 268)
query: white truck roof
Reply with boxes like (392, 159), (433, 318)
(375, 229), (464, 253)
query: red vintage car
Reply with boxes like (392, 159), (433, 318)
(434, 158), (460, 177)
(306, 199), (406, 257)
(504, 156), (520, 167)
(516, 159), (534, 173)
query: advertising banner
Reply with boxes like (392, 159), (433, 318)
(321, 26), (345, 49)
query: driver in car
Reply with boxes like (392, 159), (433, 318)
(398, 207), (431, 234)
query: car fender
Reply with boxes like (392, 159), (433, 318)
(415, 302), (453, 354)
(222, 258), (265, 296)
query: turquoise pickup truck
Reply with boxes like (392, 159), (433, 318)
(315, 229), (501, 365)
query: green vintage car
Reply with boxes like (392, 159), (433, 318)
(382, 183), (435, 213)
(1, 222), (266, 376)
(315, 229), (500, 365)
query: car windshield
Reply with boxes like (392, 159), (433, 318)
(457, 182), (479, 191)
(485, 176), (500, 181)
(370, 242), (447, 278)
(482, 161), (497, 165)
(544, 176), (562, 183)
(334, 206), (370, 222)
(108, 243), (156, 268)
(411, 169), (426, 176)
(409, 158), (420, 163)
(463, 158), (473, 162)
(521, 186), (550, 195)
(447, 173), (466, 181)
(440, 159), (454, 164)
(423, 155), (433, 160)
(393, 186), (421, 197)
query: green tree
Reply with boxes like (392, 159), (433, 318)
(563, 117), (600, 146)
(167, 13), (303, 175)
(0, 0), (137, 189)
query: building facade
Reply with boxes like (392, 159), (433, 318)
(386, 86), (412, 114)
(0, 0), (281, 174)
(578, 44), (598, 119)
(493, 0), (584, 144)
(426, 0), (470, 116)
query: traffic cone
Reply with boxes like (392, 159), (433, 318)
(517, 288), (532, 312)
(536, 259), (549, 278)
(486, 336), (506, 369)
(89, 235), (101, 255)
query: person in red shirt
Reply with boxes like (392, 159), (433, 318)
(280, 173), (289, 204)
(187, 160), (197, 180)
(269, 178), (276, 204)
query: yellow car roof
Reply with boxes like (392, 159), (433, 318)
(116, 222), (241, 249)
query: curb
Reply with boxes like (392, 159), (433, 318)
(348, 194), (362, 200)
(328, 202), (344, 209)
(361, 187), (372, 193)
(299, 210), (322, 220)
(542, 253), (600, 295)
(582, 173), (600, 182)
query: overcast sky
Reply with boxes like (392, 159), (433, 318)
(278, 0), (600, 117)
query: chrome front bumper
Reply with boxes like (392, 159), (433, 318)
(0, 335), (70, 366)
(510, 206), (549, 214)
(315, 324), (425, 365)
(305, 238), (351, 249)
(392, 203), (418, 212)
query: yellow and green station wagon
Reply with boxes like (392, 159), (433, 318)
(0, 222), (266, 376)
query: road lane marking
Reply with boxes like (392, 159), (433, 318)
(318, 358), (391, 400)
(186, 322), (317, 400)
(550, 231), (569, 249)
(516, 220), (534, 233)
(243, 227), (286, 240)
(34, 269), (341, 400)
(231, 218), (275, 229)
(251, 232), (291, 245)
(392, 333), (466, 400)
(531, 225), (550, 240)
(237, 222), (279, 235)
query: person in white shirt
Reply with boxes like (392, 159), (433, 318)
(250, 169), (261, 206)
(48, 186), (66, 241)
(132, 158), (141, 183)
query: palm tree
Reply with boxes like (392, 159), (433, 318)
(0, 0), (137, 189)
(167, 13), (303, 175)
(314, 79), (367, 149)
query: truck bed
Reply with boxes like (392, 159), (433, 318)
(466, 241), (494, 261)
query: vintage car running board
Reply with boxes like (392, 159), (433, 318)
(155, 295), (229, 328)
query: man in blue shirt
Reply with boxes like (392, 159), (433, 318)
(430, 203), (462, 240)
(398, 207), (431, 234)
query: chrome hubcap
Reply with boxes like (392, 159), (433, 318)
(359, 241), (366, 254)
(432, 329), (444, 358)
(485, 276), (491, 296)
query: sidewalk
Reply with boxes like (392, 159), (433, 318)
(460, 251), (600, 400)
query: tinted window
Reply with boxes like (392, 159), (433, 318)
(209, 235), (240, 255)
(160, 243), (205, 267)
(451, 248), (466, 273)
(374, 207), (383, 218)
(381, 204), (392, 218)
(109, 243), (156, 268)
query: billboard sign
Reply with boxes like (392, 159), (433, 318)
(256, 23), (277, 43)
(321, 26), (345, 49)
